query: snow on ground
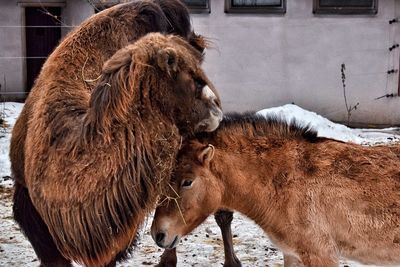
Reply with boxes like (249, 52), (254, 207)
(257, 104), (400, 145)
(0, 102), (398, 267)
(0, 103), (23, 185)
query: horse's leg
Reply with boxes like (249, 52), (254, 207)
(298, 250), (338, 267)
(156, 248), (177, 267)
(13, 182), (72, 267)
(214, 209), (242, 267)
(283, 254), (304, 267)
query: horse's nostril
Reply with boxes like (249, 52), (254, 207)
(155, 232), (166, 244)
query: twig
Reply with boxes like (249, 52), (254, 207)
(0, 75), (7, 132)
(82, 56), (101, 83)
(341, 63), (359, 126)
(37, 0), (70, 27)
(167, 183), (187, 225)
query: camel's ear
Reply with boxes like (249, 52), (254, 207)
(198, 144), (215, 165)
(189, 33), (208, 54)
(87, 47), (134, 135)
(157, 47), (178, 74)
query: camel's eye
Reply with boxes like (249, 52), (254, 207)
(181, 179), (193, 189)
(194, 78), (205, 89)
(194, 78), (205, 98)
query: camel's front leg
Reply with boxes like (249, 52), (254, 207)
(215, 209), (242, 267)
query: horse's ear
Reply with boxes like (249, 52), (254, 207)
(157, 47), (178, 75)
(198, 144), (215, 165)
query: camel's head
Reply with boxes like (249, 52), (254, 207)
(88, 33), (222, 136)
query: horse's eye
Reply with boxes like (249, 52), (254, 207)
(181, 179), (193, 188)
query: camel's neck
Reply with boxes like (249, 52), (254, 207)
(210, 136), (302, 232)
(83, 110), (179, 168)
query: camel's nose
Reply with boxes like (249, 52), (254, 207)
(155, 231), (166, 247)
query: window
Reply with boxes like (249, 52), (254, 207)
(313, 0), (378, 15)
(182, 0), (210, 13)
(225, 0), (286, 14)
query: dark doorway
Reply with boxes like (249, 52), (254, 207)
(25, 7), (61, 92)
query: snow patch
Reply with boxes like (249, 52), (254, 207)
(257, 104), (400, 145)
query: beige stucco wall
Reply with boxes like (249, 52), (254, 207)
(0, 0), (26, 99)
(191, 0), (400, 126)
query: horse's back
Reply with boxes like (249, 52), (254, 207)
(304, 140), (400, 265)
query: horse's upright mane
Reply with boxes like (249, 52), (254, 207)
(196, 112), (319, 143)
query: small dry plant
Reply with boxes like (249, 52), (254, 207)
(0, 75), (8, 135)
(341, 63), (359, 126)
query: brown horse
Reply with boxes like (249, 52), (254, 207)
(152, 113), (400, 267)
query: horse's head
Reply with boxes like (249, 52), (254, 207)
(88, 33), (222, 136)
(151, 141), (221, 248)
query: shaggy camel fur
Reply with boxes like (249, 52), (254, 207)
(152, 113), (400, 267)
(10, 1), (213, 266)
(12, 32), (222, 267)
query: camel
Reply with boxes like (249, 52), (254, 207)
(151, 113), (400, 267)
(11, 30), (223, 266)
(10, 1), (211, 266)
